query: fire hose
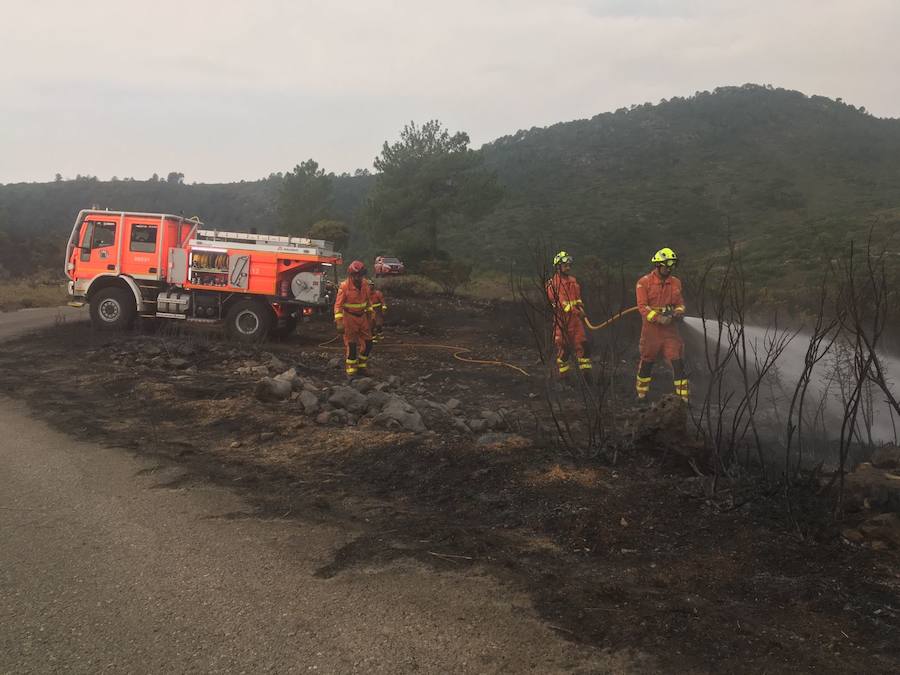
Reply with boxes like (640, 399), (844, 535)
(583, 305), (639, 330)
(313, 306), (643, 377)
(317, 335), (529, 376)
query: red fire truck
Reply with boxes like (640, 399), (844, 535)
(65, 209), (342, 341)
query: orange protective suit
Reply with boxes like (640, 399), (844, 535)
(635, 269), (688, 401)
(369, 287), (386, 342)
(546, 272), (591, 376)
(335, 277), (374, 376)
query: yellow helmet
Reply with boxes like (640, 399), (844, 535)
(651, 247), (678, 266)
(553, 250), (573, 266)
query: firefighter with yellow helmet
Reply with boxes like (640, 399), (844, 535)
(546, 250), (592, 380)
(635, 247), (688, 402)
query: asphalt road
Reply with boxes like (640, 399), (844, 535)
(0, 307), (625, 673)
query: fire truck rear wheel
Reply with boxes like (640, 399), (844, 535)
(90, 287), (136, 331)
(225, 299), (273, 343)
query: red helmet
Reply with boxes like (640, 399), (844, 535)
(348, 260), (367, 275)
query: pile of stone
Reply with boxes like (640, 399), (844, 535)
(251, 367), (516, 437)
(841, 445), (900, 551)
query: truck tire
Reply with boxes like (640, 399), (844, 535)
(89, 287), (136, 331)
(225, 299), (273, 343)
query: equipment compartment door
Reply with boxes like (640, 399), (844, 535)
(228, 255), (250, 289)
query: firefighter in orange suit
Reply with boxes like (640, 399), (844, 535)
(547, 251), (592, 379)
(635, 247), (688, 402)
(335, 260), (374, 377)
(368, 280), (386, 343)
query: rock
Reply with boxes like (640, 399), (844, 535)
(274, 368), (306, 391)
(259, 431), (276, 442)
(628, 395), (706, 463)
(374, 395), (427, 433)
(480, 410), (504, 430)
(299, 390), (320, 415)
(143, 344), (162, 357)
(351, 377), (375, 394)
(229, 441), (243, 449)
(844, 464), (900, 512)
(302, 382), (320, 394)
(314, 409), (348, 425)
(328, 357), (342, 369)
(871, 445), (900, 469)
(859, 512), (900, 547)
(169, 357), (190, 370)
(446, 398), (461, 412)
(366, 390), (391, 413)
(453, 418), (471, 434)
(268, 355), (287, 372)
(254, 377), (293, 402)
(387, 375), (400, 387)
(175, 344), (196, 357)
(469, 419), (487, 433)
(413, 398), (452, 427)
(328, 386), (368, 414)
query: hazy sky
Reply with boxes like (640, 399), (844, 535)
(2, 0), (898, 184)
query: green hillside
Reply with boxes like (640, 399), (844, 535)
(470, 85), (900, 277)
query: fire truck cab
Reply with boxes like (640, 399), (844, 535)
(65, 209), (342, 341)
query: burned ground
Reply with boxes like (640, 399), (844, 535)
(1, 293), (898, 673)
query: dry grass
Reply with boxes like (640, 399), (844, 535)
(0, 278), (68, 312)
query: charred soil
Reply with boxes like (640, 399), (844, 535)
(1, 293), (898, 673)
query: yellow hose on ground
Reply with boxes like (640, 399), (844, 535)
(315, 335), (529, 376)
(314, 304), (641, 374)
(583, 306), (639, 331)
(378, 341), (530, 377)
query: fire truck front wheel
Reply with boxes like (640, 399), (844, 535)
(225, 299), (273, 343)
(89, 287), (136, 331)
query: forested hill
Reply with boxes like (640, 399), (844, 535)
(2, 84), (899, 290)
(468, 84), (900, 277)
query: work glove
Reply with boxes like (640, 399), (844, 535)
(657, 314), (673, 326)
(335, 320), (344, 334)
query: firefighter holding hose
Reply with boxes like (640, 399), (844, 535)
(335, 260), (375, 378)
(635, 247), (688, 402)
(547, 251), (593, 381)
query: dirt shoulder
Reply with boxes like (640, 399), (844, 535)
(0, 292), (897, 673)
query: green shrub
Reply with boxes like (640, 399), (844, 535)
(419, 259), (473, 295)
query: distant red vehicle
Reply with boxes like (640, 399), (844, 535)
(374, 255), (405, 277)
